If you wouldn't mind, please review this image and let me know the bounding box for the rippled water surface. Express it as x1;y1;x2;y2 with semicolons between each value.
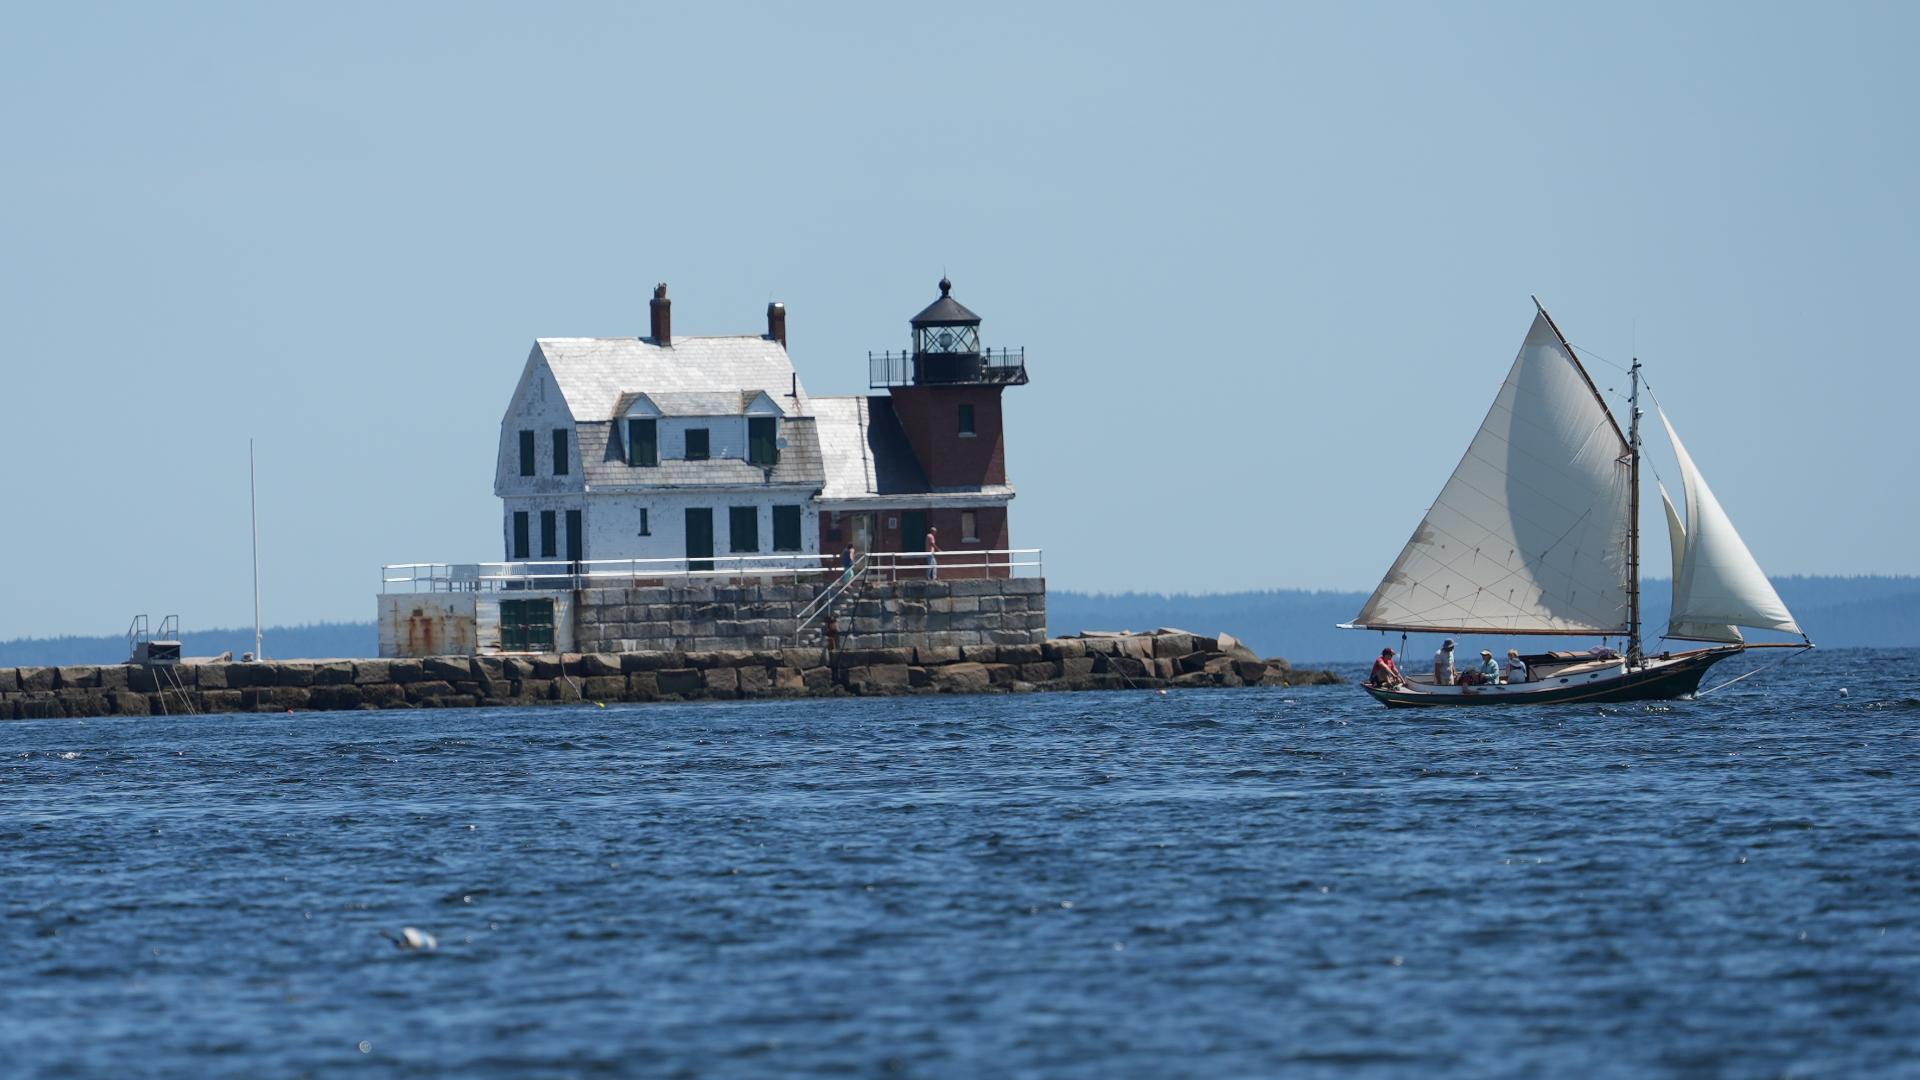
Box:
5;648;1918;1077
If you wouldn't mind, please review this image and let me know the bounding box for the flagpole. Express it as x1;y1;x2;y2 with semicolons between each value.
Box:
251;438;262;661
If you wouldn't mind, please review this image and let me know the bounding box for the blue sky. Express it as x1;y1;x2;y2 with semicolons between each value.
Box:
2;1;1915;639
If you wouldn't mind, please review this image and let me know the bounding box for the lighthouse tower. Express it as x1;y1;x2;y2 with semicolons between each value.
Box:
820;276;1028;572
888;276;1027;486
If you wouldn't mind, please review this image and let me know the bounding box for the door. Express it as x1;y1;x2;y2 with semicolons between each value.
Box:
685;507;714;572
566;509;583;563
499;598;555;653
900;510;928;577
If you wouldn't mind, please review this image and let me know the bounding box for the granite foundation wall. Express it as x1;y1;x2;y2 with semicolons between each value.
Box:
0;631;1340;719
573;577;1047;653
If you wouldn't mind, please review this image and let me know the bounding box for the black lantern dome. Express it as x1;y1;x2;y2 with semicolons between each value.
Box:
909;277;984;383
867;276;1027;389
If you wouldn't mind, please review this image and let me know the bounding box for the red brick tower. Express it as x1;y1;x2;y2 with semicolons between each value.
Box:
866;277;1029;568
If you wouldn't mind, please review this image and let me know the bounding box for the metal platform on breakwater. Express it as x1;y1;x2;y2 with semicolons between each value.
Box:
0;631;1340;719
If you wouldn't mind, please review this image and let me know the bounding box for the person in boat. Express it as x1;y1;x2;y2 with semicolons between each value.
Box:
1368;647;1407;689
1459;648;1500;686
1433;639;1456;685
1504;648;1529;684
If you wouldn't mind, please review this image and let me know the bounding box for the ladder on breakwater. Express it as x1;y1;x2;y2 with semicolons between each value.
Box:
793;554;869;646
128;614;197;715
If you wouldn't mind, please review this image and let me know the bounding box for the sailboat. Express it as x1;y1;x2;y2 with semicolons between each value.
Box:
1343;300;1811;707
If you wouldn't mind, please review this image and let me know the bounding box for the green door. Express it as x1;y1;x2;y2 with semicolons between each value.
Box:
901;511;927;552
499;598;555;653
685;508;714;572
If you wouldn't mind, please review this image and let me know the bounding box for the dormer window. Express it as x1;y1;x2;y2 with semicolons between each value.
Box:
627;418;657;466
686;428;710;460
748;417;778;465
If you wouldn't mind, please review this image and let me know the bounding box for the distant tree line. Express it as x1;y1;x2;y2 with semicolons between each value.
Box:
2;577;1914;668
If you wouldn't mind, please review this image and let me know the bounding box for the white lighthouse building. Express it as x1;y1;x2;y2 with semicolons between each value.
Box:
493;285;824;569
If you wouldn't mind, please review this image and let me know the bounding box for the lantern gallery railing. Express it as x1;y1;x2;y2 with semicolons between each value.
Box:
380;549;1044;593
867;347;1028;389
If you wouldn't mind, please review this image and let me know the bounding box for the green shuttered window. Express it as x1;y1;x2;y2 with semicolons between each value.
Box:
729;506;759;553
518;430;535;476
748;417;777;465
772;505;801;551
627;418;658;466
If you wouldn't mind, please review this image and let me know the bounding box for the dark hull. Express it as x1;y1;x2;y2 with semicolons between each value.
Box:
1362;648;1740;708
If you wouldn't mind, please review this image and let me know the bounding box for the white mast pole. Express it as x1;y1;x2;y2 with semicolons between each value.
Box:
251;437;262;661
1627;357;1643;664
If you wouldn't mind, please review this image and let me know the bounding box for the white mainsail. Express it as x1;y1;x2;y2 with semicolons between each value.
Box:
1658;481;1743;643
1659;409;1802;639
1350;311;1633;634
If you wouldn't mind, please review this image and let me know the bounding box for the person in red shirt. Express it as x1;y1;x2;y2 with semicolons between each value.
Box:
1368;647;1407;688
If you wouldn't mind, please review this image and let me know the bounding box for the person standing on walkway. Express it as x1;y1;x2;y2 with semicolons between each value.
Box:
925;525;939;580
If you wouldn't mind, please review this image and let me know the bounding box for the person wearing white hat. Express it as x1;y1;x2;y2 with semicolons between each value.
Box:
1504;648;1529;684
1476;649;1500;684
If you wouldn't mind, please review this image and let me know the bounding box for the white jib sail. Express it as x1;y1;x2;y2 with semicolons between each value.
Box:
1659;481;1742;643
1350;311;1632;634
1659;409;1802;637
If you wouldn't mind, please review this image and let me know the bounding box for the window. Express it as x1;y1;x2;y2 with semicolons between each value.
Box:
518;430;535;476
627;418;657;467
729;506;759;552
958;404;976;436
773;505;801;551
686;428;710;460
962;510;979;542
566;510;583;561
540;510;557;558
552;429;569;475
748;417;778;465
638;507;651;536
512;511;530;559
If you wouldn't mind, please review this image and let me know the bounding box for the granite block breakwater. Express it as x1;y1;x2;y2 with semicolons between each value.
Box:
0;631;1338;719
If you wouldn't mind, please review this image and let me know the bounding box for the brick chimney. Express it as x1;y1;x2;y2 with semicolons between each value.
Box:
650;283;671;346
766;301;787;349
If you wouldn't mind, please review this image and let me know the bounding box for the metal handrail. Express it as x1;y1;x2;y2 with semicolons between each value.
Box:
793;554;870;642
381;548;1044;594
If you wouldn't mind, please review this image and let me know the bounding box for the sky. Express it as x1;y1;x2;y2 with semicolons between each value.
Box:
3;1;1916;640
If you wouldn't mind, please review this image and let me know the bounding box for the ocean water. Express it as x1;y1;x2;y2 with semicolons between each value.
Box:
4;648;1917;1078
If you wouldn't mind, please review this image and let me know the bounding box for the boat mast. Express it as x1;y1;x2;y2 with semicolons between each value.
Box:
1627;357;1643;663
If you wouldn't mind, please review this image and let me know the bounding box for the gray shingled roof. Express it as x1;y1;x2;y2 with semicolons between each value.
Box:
813;395;930;499
540;336;806;421
580;418;824;490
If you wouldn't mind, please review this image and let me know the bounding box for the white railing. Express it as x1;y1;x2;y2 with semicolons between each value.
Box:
381;549;1043;594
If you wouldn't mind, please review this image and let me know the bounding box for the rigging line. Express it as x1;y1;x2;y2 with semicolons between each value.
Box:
1570;343;1632;377
1693;646;1813;697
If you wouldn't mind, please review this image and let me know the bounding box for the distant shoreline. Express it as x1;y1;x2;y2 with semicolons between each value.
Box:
4;577;1915;668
